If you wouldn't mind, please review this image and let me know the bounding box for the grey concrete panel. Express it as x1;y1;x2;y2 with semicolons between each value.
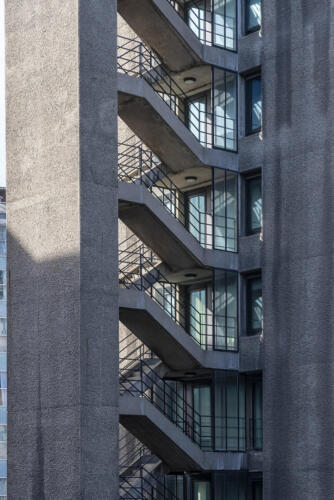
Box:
239;31;263;74
239;234;262;272
118;0;238;73
239;335;263;373
118;73;238;172
239;133;264;173
119;181;239;272
6;0;119;497
263;1;334;498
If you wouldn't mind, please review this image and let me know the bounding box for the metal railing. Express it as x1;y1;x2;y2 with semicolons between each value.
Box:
117;35;237;151
119;250;238;352
118;141;237;252
120;467;181;500
120;359;262;452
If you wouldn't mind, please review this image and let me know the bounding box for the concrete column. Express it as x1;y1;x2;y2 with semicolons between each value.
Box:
6;1;119;498
263;1;334;498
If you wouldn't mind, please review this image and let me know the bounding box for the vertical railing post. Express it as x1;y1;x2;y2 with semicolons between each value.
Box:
139;42;143;76
139;145;143;183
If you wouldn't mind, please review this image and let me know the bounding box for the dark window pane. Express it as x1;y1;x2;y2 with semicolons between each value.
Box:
246;0;261;33
246;176;262;234
247;277;262;335
252;481;263;500
246;76;262;134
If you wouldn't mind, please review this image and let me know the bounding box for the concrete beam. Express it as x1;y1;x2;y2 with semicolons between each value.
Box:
6;1;119;498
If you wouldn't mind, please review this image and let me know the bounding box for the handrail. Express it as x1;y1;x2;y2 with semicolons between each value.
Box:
118;141;238;252
119;251;238;352
120;467;180;500
117;35;237;151
120;357;203;446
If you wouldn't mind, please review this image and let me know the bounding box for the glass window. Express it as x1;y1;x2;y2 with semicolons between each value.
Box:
214;270;238;351
215;372;245;451
245;0;261;33
0;320;6;337
213;68;237;150
213;0;237;51
0;408;6;425
252;380;263;450
189;287;207;347
193;385;212;449
194;480;211;500
246;175;262;234
165;475;184;500
187;95;208;147
0;479;6;497
214;472;247;499
0;461;6;478
245;75;262;134
186;1;207;44
187;193;206;246
247;276;262;335
252;481;263;500
213;169;238;252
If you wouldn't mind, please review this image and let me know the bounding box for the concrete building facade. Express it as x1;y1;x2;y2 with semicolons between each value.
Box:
5;1;334;499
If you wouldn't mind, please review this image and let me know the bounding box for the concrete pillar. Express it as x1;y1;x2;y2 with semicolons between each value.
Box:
6;1;119;498
263;1;334;498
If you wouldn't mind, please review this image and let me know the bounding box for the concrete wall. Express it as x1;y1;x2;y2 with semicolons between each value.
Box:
263;1;334;498
6;1;119;498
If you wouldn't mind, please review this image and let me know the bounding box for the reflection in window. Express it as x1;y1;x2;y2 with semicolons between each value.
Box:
187;1;207;44
214;169;238;252
189;287;207;347
246;75;262;134
246;175;262;234
187;95;208;147
213;0;237;51
213;68;237;150
194;480;211;500
247;276;262;335
214;270;238;351
246;0;262;33
187;193;206;246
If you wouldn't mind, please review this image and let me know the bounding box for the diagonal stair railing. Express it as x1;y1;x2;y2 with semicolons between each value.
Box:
119;244;238;352
117;35;237;151
118;140;237;252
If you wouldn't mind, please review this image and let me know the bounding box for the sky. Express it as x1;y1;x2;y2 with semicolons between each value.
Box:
0;2;5;187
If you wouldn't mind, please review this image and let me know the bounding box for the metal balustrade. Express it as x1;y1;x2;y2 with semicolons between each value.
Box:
117;35;237;151
118;141;237;252
119;249;238;351
167;0;237;51
120;358;262;452
120;468;181;500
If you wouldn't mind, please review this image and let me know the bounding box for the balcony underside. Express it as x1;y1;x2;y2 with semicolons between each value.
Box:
118;0;237;73
119;182;239;272
120;394;247;472
119;288;239;371
118;73;238;172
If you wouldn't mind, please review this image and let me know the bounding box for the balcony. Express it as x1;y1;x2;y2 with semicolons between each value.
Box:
119;242;238;362
118;0;237;72
117;36;238;170
118;140;238;270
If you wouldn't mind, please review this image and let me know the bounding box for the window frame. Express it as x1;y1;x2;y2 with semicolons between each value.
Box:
245;172;262;236
245;72;262;136
246;273;262;336
245;0;262;35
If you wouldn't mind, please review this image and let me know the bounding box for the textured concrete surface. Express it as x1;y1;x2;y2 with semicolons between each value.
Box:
6;1;119;498
263;1;334;498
